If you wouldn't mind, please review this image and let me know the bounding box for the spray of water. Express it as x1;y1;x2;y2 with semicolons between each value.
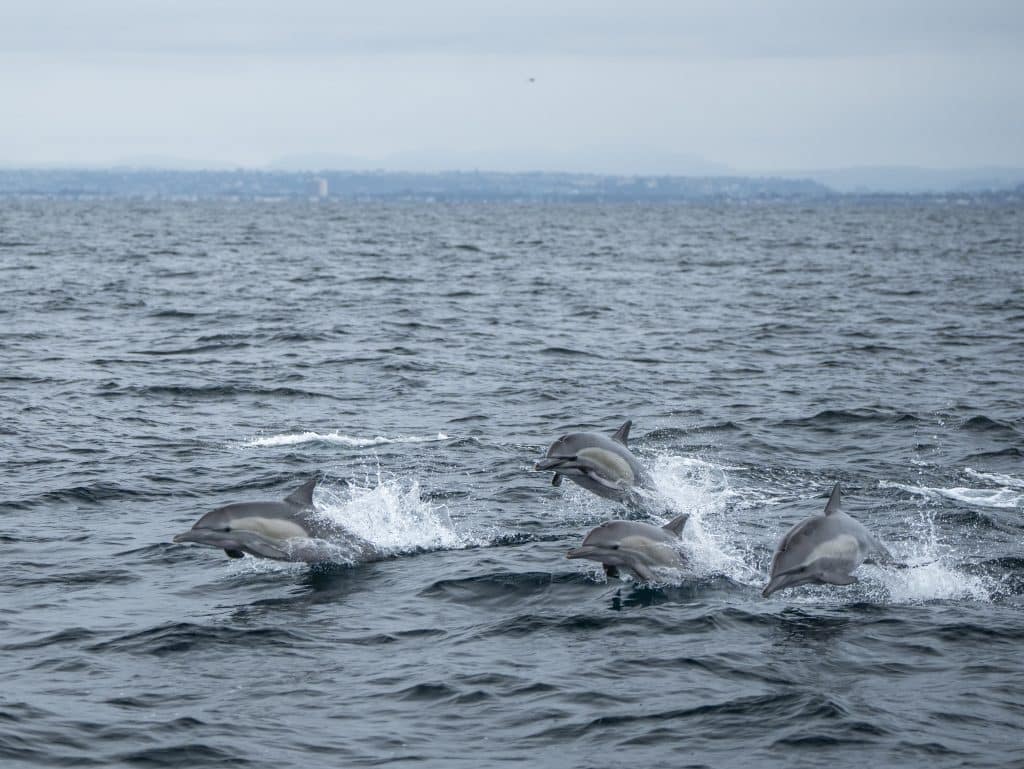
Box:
313;470;482;556
645;454;762;584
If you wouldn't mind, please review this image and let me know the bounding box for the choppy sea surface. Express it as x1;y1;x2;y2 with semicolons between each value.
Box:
1;201;1022;768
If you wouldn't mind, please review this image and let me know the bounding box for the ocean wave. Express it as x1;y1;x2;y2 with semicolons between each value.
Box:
776;408;921;428
880;480;1023;510
240;431;450;448
964;467;1024;489
100;383;341;400
87;622;312;656
421;572;596;606
958;415;1021;435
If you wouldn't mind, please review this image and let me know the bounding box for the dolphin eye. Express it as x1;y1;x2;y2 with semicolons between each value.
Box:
610;545;620;550
222;526;231;532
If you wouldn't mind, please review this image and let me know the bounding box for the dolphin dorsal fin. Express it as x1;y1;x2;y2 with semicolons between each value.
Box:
611;420;632;445
824;483;842;516
284;477;318;507
662;514;689;536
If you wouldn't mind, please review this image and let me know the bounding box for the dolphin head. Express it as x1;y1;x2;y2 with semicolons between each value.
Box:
761;565;818;598
173;479;321;560
535;421;646;498
173;503;304;559
567;515;688;581
566;521;644;569
534;433;595;475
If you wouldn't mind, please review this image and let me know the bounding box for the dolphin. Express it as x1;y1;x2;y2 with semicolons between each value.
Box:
566;514;689;582
762;483;893;598
173;478;376;564
535;420;652;501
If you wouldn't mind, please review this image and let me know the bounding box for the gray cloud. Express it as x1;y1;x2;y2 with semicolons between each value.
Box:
2;1;1022;171
6;0;1022;57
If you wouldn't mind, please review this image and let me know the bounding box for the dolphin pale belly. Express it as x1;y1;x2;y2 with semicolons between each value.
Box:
173;478;377;564
535;420;651;501
567;514;689;582
762;483;893;598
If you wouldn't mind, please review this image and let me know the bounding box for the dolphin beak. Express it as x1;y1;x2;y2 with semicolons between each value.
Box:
566;546;595;560
173;527;226;547
762;575;786;598
534;457;567;472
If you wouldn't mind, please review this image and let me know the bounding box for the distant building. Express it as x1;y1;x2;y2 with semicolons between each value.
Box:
311;177;328;198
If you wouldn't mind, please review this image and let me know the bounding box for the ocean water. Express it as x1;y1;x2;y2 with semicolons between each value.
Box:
1;200;1022;768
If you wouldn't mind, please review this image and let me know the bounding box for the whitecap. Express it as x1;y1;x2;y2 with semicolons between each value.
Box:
964;467;1024;489
880;480;1023;509
239;431;450;449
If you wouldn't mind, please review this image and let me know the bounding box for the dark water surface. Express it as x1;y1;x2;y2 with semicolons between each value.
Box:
2;201;1022;767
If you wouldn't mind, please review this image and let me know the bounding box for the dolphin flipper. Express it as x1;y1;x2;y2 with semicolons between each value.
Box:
552;473;562;487
224;549;245;559
235;536;291;560
819;571;858;586
870;536;895;563
631;562;657;582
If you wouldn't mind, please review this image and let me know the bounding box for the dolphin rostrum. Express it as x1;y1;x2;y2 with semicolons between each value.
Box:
173;478;376;564
535;420;652;501
566;514;689;582
762;483;893;598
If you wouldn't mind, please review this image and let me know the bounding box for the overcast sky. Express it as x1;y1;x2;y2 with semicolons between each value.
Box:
2;0;1022;173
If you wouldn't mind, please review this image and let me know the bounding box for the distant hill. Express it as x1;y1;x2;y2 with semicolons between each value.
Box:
0;168;830;202
1;168;1021;203
775;166;1024;194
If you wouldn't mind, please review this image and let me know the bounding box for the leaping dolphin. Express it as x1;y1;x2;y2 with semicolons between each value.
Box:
173;478;376;564
762;483;892;598
535;420;652;502
567;514;689;582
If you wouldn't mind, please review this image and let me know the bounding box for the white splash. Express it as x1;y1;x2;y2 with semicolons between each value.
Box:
313;472;482;555
646;454;762;585
964;467;1024;489
864;498;994;602
880;480;1023;510
240;431;450;449
864;561;993;603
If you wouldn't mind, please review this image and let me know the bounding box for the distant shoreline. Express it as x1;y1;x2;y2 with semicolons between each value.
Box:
1;168;1021;203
